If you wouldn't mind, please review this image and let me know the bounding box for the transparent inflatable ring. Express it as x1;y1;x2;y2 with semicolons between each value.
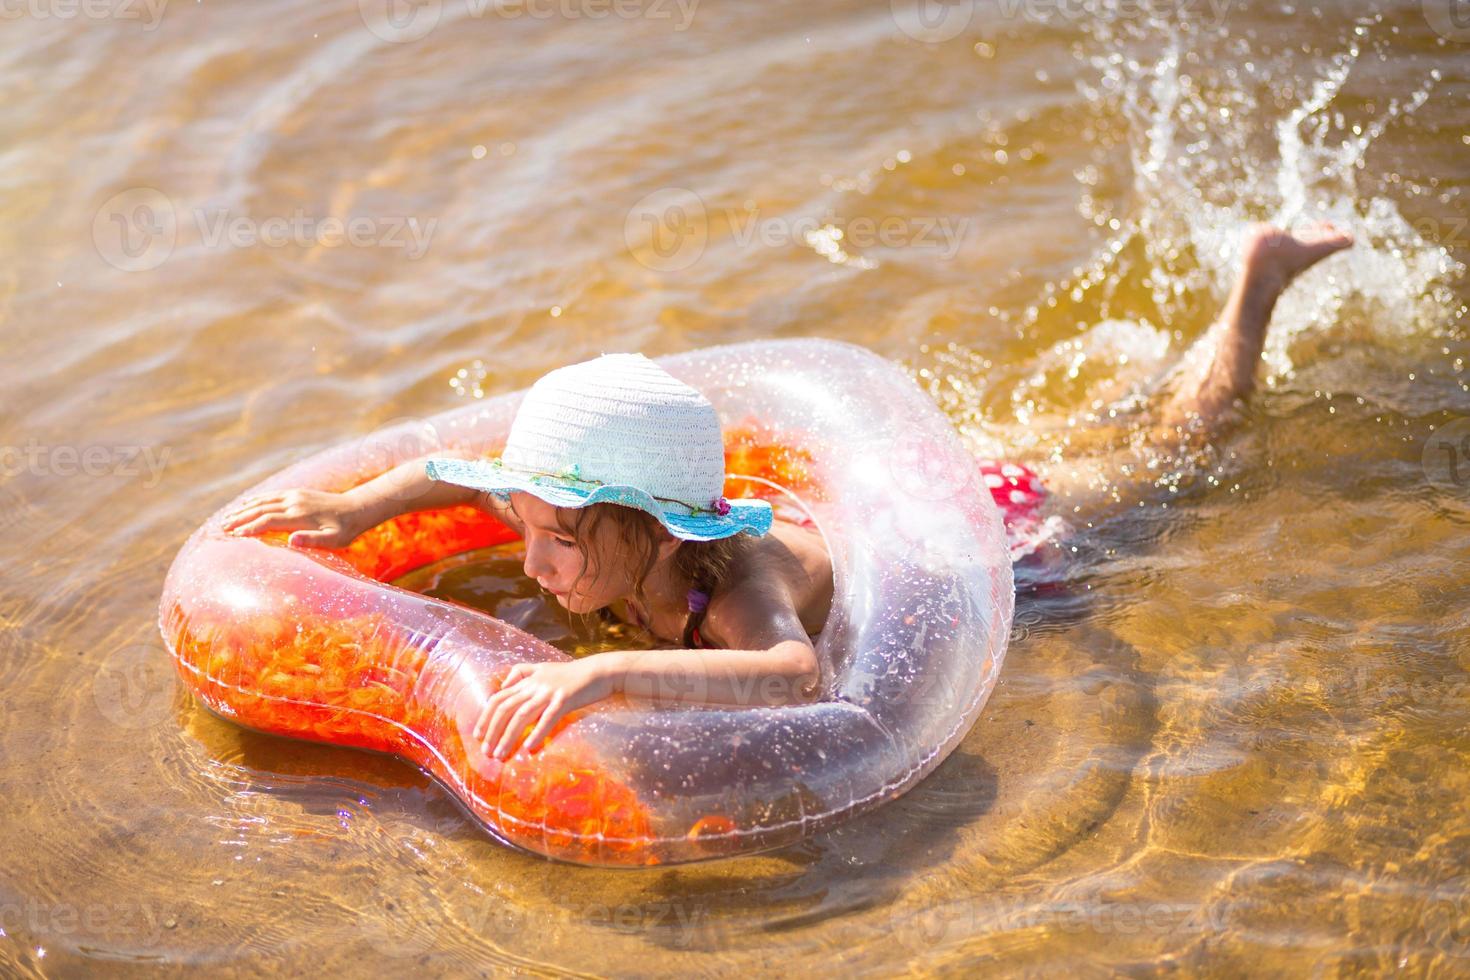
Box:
158;337;1015;866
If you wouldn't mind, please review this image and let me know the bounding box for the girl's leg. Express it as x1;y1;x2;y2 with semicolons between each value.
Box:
1037;222;1354;516
1152;222;1354;438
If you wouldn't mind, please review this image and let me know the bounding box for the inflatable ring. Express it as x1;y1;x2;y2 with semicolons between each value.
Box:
158;338;1014;866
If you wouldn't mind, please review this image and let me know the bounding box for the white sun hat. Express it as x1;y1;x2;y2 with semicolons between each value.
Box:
422;352;773;541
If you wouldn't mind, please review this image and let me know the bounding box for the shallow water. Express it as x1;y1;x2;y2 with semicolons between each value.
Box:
3;0;1468;974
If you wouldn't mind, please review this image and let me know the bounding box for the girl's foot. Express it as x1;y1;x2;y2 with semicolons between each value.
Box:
1243;221;1356;294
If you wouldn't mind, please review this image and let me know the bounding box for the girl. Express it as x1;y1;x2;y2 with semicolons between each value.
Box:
220;221;1352;762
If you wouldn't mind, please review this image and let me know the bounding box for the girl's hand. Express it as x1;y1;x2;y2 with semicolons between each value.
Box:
474;660;615;761
220;489;369;549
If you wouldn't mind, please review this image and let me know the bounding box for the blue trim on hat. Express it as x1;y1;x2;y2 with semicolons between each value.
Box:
423;457;773;542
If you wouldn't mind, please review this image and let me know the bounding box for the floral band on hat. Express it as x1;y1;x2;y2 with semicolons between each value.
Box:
487;457;736;518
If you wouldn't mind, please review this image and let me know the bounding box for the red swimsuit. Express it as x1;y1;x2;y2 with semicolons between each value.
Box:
975;457;1056;561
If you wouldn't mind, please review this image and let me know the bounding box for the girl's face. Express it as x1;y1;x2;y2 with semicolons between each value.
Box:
511;493;676;614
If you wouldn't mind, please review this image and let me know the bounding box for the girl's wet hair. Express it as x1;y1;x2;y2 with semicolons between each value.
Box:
554;502;751;638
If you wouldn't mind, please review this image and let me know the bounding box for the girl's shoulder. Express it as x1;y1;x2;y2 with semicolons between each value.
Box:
680;499;832;649
696;568;811;652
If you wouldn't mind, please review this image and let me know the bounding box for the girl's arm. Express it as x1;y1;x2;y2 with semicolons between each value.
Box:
223;450;521;547
343;451;520;531
474;585;822;760
600;597;821;707
600;642;820;709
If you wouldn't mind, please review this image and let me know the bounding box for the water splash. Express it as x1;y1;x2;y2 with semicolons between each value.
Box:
942;7;1466;435
1009;318;1176;422
920;5;1468;528
1078;12;1462;385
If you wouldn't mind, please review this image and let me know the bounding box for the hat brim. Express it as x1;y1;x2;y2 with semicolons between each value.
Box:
423;457;772;542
